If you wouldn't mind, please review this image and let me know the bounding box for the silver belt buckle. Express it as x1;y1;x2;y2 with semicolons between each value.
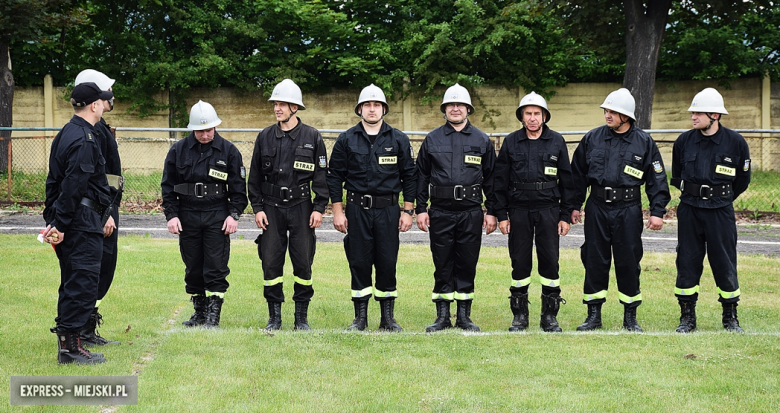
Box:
603;186;613;202
453;185;465;201
362;195;373;209
194;183;205;198
280;186;290;202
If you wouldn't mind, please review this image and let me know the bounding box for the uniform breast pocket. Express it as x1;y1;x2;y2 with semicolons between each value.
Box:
622;152;645;183
429;145;453;170
586;149;606;179
715;153;737;179
509;151;528;181
294;147;316;175
463;145;485;169
261;147;277;174
176;159;194;181
683;152;697;179
543;153;558;177
348;147;369;176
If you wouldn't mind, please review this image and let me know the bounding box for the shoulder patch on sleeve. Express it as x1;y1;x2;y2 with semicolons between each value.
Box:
744;159;751;171
653;160;663;174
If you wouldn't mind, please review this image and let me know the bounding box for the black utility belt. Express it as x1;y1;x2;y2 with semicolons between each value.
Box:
346;192;398;209
429;184;482;200
592;185;641;202
80;197;106;216
672;179;732;199
261;182;310;202
513;181;557;191
174;183;227;198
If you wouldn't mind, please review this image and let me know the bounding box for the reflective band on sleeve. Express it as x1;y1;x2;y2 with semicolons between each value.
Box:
618;292;642;304
511;278;532;288
264;277;283;287
206;291;225;298
454;292;475;300
583;290;608;301
294;276;313;286
675;285;700;296
432;292;455;301
539;276;560;288
352;287;373;298
718;287;741;299
373;288;398;298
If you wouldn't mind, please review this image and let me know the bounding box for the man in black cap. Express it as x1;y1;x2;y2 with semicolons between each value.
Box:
43;82;114;364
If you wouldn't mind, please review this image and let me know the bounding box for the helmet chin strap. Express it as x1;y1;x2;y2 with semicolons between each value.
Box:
360;107;386;125
279;104;298;124
609;113;629;131
703;113;718;131
444;113;467;125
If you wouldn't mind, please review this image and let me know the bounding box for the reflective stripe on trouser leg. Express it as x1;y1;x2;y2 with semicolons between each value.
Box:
618;291;642;305
373;287;398;300
583;290;607;302
454;292;474;301
432;292;455;301
352;286;373;300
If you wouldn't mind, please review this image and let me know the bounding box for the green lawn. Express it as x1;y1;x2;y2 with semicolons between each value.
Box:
1;235;778;412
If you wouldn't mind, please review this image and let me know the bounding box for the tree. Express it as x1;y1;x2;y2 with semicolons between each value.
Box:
0;0;85;172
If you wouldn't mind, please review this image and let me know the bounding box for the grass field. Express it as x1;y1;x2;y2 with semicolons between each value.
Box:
1;234;779;412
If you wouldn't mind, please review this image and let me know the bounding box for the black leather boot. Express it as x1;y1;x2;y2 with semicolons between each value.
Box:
623;305;643;332
675;301;697;333
722;303;744;332
540;293;566;333
204;295;224;328
426;301;453;332
294;301;311;331
265;302;282;330
378;299;403;332
183;295;208;327
80;308;120;346
347;300;369;331
55;329;106;364
508;293;529;332
576;303;602;331
455;300;480;331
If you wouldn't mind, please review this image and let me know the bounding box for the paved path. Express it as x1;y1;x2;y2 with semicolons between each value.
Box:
2;212;778;256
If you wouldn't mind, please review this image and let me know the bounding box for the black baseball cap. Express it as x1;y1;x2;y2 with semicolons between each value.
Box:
71;82;114;107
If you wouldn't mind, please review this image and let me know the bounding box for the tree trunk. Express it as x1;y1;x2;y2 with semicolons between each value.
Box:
0;43;13;175
622;0;671;129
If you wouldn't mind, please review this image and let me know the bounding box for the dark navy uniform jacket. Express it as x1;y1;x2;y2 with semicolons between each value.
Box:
161;131;248;220
671;125;751;209
415;121;496;215
493;125;574;222
247;118;329;214
571;124;670;218
94;118;122;204
44;115;111;234
327;121;417;203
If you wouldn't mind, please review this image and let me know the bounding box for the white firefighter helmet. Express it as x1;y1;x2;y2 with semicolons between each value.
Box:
516;91;551;123
354;84;388;116
187;100;222;130
268;79;305;110
688;88;728;115
600;88;636;121
75;69;115;91
440;83;474;114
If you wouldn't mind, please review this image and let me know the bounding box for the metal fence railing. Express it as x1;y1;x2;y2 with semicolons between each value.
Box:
2;127;779;215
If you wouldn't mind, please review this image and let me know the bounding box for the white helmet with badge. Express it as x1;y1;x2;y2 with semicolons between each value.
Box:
187;100;222;130
440;83;474;114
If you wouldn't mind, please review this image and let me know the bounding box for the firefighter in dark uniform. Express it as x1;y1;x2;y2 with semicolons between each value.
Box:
416;83;497;332
74;69;122;347
671;88;751;333
43;82;114;364
494;92;574;333
248;79;329;331
570;88;671;332
327;84;417;332
161;100;248;328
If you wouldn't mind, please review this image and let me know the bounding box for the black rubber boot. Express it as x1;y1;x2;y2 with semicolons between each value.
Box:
80;308;120;346
204;295;224;328
576;303;602;331
294;301;311;331
622;305;643;332
55;329;106;364
426;301;453;332
508;293;529;332
455;300;480;331
378;299;403;332
722;302;744;332
675;301;697;333
347;300;369;331
540;293;566;333
265;302;282;331
183;295;208;327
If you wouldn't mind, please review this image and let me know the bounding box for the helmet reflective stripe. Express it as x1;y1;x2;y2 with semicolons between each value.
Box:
516;91;551;122
187;100;222;130
618;292;642;304
355;84;389;116
440;83;474;114
600;88;636;121
269;79;305;110
688;87;728;115
75;69;115;91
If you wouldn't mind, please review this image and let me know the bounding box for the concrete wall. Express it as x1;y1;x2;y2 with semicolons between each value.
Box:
10;77;780;173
